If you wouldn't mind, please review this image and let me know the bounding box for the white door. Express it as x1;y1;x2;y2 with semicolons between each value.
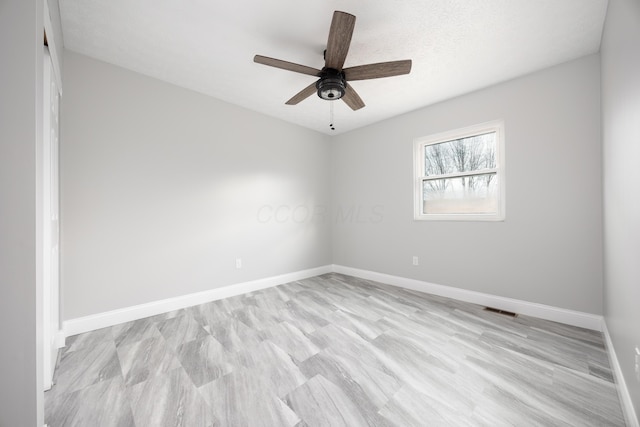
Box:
43;46;60;391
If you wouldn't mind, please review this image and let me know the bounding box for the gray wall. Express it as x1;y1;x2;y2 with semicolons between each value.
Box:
62;52;604;321
0;0;44;425
331;54;603;314
61;51;331;320
601;0;640;419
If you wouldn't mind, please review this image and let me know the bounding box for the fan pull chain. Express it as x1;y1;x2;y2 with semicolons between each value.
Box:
329;101;335;131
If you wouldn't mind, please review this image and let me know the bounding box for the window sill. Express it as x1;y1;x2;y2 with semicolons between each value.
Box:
414;213;505;222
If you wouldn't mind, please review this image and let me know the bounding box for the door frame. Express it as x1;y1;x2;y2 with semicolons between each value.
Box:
42;45;61;391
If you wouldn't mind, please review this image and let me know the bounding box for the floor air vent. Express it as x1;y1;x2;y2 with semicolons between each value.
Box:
484;307;518;317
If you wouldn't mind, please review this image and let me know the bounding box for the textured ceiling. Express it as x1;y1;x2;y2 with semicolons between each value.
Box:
59;0;608;135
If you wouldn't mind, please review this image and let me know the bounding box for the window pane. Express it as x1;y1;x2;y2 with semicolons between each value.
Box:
422;173;498;214
424;132;496;176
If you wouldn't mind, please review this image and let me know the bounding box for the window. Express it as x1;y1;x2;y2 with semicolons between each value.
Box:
414;120;505;221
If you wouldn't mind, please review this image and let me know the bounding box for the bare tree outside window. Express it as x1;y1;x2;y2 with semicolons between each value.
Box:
414;121;504;220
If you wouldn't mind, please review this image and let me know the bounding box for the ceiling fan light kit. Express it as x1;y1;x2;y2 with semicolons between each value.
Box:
254;11;412;111
316;69;346;100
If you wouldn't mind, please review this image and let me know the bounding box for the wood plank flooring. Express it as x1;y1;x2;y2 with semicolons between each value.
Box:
45;273;626;426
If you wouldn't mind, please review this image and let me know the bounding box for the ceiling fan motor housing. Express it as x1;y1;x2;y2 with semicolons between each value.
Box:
316;68;346;100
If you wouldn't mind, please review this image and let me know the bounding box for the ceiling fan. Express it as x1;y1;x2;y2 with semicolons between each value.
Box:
254;11;412;111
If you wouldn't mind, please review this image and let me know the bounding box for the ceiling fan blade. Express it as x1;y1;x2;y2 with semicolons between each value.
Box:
285;81;318;105
325;11;356;70
254;55;321;77
342;84;365;111
343;60;412;81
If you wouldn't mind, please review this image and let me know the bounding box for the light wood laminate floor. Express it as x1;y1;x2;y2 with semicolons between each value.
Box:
45;273;626;426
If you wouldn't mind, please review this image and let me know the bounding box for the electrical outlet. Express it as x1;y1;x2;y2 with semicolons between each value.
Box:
635;346;640;382
412;256;419;266
235;258;242;269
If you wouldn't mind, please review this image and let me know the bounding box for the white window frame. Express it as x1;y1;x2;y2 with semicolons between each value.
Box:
413;120;505;221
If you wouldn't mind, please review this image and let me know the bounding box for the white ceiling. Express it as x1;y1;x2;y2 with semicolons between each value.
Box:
59;0;608;135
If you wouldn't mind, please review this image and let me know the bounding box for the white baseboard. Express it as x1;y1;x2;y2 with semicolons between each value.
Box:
332;264;603;331
55;330;65;349
62;263;603;338
602;321;639;427
62;265;332;338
